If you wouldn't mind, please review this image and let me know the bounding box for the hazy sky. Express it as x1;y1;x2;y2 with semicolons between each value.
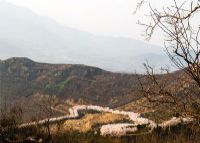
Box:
4;0;199;46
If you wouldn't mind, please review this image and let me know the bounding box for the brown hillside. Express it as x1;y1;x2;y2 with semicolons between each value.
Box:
0;57;142;108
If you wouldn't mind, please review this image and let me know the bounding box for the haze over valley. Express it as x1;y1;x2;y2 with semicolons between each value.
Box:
0;0;171;73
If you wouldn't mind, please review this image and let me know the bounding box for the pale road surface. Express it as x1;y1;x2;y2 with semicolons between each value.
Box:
19;105;194;136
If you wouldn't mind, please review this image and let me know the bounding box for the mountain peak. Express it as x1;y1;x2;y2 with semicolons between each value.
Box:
3;57;34;64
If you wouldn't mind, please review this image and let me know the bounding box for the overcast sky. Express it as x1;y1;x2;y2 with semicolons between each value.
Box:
4;0;199;46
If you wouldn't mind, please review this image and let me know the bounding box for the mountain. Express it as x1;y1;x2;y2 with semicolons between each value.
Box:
0;1;170;73
0;57;188;122
0;57;143;108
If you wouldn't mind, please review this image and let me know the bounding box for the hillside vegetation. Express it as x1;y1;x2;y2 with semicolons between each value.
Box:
0;57;143;107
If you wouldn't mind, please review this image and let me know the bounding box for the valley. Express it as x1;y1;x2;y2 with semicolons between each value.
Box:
0;57;199;143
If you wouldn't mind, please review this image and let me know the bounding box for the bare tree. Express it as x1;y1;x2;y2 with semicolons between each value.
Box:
0;100;30;143
37;95;61;143
136;0;200;119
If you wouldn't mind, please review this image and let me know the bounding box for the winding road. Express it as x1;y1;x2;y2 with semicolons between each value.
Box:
19;105;194;136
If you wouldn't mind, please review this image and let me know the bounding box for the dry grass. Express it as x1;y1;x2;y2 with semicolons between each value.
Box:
118;97;154;113
61;113;129;133
118;97;178;123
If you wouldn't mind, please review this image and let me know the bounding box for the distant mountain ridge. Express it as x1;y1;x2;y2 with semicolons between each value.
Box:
0;0;171;73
